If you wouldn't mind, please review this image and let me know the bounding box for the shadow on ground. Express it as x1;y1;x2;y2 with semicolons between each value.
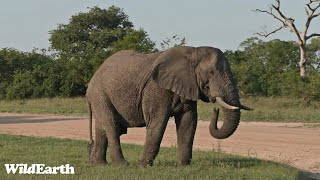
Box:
197;156;320;179
0;115;83;124
195;157;264;168
298;172;320;180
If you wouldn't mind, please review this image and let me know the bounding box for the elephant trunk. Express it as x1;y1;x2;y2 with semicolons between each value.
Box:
209;78;241;139
209;107;240;139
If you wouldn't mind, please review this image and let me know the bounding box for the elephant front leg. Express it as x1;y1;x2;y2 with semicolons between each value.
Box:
138;116;169;166
174;109;197;166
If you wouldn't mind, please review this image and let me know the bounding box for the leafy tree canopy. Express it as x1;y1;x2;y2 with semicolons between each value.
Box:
49;6;156;96
112;29;156;53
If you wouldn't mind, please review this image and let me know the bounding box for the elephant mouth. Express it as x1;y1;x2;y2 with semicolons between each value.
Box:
209;97;216;103
211;96;253;111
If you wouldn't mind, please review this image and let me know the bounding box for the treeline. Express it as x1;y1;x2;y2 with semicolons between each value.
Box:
226;37;320;99
0;6;319;100
1;6;157;100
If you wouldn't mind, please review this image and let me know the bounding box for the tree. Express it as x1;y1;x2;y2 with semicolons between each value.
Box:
160;35;186;50
0;48;52;99
6;60;64;99
112;29;156;53
307;37;320;70
50;6;134;57
49;6;156;96
254;0;320;77
225;37;320;99
228;37;300;96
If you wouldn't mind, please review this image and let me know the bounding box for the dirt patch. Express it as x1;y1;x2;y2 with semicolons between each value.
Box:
0;113;319;173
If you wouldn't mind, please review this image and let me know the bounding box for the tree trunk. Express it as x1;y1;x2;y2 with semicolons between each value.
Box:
299;45;307;77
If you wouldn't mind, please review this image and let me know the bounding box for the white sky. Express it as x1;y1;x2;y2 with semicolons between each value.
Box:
0;0;318;51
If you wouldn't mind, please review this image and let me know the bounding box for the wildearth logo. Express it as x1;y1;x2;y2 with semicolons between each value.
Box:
4;164;74;174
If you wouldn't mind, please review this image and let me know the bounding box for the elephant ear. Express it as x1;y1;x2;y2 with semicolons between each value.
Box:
151;47;199;101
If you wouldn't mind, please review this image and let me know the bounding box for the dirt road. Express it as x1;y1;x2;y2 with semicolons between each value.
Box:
0;113;319;173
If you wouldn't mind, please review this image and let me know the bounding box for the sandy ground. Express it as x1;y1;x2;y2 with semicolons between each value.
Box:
0;113;319;174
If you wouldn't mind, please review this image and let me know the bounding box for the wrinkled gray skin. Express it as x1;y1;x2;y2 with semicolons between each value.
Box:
86;46;249;166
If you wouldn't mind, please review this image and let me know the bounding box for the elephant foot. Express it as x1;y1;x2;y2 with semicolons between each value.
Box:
178;161;191;166
111;159;129;166
178;158;192;166
137;159;153;167
89;150;107;165
89;158;107;165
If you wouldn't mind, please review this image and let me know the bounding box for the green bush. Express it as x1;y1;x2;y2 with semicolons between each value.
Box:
6;63;62;99
0;48;52;99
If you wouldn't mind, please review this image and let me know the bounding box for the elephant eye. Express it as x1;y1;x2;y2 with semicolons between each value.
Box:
209;69;214;75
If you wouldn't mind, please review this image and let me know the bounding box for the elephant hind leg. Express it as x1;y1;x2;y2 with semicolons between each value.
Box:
91;97;128;165
89;127;108;164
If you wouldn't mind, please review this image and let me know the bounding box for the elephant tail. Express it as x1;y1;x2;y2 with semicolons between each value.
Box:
88;101;93;145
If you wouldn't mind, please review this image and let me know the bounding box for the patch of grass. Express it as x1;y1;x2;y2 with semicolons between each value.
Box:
0;134;300;179
304;123;320;128
0;98;87;116
0;97;320;123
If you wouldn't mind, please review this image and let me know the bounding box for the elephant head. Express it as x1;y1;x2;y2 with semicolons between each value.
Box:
151;46;252;139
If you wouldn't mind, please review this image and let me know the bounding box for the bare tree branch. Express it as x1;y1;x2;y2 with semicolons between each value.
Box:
313;12;320;18
254;26;285;38
254;0;320;77
303;1;320;42
306;0;320;11
271;5;286;20
289;21;303;44
306;1;320;15
253;9;286;25
272;2;303;42
254;0;302;43
306;33;320;40
307;3;314;11
305;7;310;16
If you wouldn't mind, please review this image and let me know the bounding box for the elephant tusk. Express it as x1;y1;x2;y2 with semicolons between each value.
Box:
215;97;239;110
240;104;254;111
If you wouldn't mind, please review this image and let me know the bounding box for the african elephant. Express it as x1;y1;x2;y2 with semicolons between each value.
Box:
86;46;252;166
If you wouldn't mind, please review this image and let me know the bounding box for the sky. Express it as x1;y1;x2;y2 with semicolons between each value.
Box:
0;0;318;52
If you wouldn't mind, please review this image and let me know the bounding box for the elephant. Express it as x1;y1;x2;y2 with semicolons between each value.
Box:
86;46;252;166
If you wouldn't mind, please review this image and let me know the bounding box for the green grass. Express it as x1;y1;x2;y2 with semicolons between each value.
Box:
0;134;301;180
0;98;87;115
0;97;320;123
